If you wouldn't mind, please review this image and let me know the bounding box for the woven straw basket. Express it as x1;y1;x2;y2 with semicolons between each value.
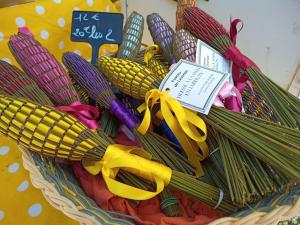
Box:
20;144;300;225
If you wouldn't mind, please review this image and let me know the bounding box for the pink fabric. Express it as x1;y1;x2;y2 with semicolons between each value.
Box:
214;82;242;112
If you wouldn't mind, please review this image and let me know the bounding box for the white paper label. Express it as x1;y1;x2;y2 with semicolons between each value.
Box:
196;39;233;83
159;60;230;115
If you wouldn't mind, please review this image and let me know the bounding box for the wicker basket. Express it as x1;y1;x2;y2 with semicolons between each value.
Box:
20;144;300;225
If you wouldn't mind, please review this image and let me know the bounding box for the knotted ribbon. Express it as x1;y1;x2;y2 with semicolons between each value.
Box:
82;144;172;200
144;44;160;64
57;101;100;130
109;99;139;130
225;19;258;94
138;89;208;177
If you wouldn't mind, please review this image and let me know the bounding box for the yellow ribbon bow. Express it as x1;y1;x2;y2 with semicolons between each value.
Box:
137;89;209;176
82;144;172;200
144;44;160;64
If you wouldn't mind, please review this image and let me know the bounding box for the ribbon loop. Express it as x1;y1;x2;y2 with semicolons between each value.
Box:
83;144;172;200
57;101;100;130
224;19;259;95
229;18;243;45
138;89;209;176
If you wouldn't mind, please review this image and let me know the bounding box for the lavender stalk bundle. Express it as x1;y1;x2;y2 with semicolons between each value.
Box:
63;52;203;216
98;56;300;182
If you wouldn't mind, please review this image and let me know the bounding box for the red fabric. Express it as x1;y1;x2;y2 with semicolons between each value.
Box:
73;161;226;225
72;127;226;225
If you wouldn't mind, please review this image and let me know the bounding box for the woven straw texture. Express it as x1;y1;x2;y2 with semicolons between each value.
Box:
0;60;53;106
173;29;197;62
0;94;107;160
147;58;169;80
117;11;144;60
147;13;176;65
63;52;116;109
9;32;79;106
98;56;160;99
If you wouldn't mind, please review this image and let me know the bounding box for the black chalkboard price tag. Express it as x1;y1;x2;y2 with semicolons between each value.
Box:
71;11;124;66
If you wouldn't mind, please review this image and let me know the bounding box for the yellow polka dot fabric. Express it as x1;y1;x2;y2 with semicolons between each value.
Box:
0;0;121;66
0;136;78;224
0;0;121;224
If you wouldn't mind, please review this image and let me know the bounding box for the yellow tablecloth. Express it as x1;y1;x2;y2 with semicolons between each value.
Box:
0;136;78;224
0;0;120;66
0;0;121;224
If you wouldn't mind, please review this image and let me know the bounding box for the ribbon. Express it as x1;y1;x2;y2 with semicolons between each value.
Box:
137;89;208;176
82;144;172;200
224;19;258;94
109;99;139;130
214;82;243;112
57;101;100;130
18;27;33;36
144;45;160;64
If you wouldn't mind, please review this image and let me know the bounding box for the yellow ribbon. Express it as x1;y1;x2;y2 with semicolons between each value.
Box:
144;44;160;64
137;89;209;176
82;144;172;200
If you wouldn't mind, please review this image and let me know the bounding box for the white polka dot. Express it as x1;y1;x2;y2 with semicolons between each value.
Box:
87;0;94;6
35;5;45;15
28;204;42;217
53;0;61;3
57;18;65;27
106;5;110;12
16;17;26;27
8;162;19;173
73;7;80;11
17;180;29;192
74;50;81;55
0;211;4;220
0;32;4;42
2;58;12;64
40;30;49;39
0;146;9;155
58;40;65;49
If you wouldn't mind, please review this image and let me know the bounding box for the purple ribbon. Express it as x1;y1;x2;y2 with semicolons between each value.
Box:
109;99;139;130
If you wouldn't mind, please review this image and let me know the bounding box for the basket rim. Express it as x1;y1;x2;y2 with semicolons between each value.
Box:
20;146;105;225
20;146;300;225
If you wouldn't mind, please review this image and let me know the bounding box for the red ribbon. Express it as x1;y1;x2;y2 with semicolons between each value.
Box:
57;101;100;130
224;19;259;94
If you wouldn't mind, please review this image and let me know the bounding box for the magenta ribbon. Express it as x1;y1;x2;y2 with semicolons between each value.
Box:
214;82;243;112
57;101;100;130
224;19;259;94
18;27;33;36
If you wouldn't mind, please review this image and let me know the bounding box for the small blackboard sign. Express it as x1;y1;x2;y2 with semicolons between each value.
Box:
71;11;124;65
